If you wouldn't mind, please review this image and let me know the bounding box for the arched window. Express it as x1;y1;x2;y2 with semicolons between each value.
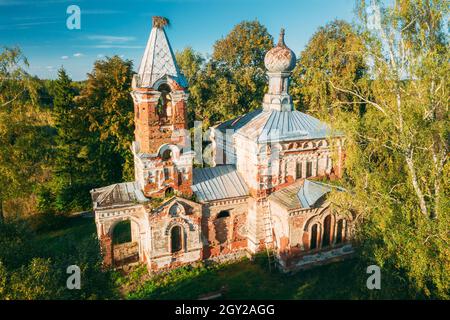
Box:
170;225;182;253
322;215;332;247
296;162;302;179
162;149;172;161
163;167;170;180
157;83;172;119
306;161;313;177
310;224;318;250
336;219;344;244
217;210;230;219
165;187;174;197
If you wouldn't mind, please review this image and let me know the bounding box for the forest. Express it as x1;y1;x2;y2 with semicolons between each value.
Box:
0;0;448;299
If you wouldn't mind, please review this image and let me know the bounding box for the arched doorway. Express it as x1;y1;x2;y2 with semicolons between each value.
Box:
111;220;139;267
322;215;332;247
170;225;183;253
113;220;132;245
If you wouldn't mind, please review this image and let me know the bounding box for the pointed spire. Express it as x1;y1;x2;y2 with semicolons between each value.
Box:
135;17;187;89
277;28;286;47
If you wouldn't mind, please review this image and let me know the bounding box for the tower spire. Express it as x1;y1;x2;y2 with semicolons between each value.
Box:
277;28;286;47
134;16;186;89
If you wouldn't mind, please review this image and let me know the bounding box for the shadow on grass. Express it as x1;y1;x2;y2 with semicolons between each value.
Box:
124;255;375;300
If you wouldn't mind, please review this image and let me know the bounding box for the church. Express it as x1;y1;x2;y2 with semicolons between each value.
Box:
91;17;354;273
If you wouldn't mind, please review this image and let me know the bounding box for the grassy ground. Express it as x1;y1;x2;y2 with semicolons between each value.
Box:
34;215;408;300
118;256;375;300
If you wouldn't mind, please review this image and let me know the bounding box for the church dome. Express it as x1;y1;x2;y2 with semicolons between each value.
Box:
264;28;296;73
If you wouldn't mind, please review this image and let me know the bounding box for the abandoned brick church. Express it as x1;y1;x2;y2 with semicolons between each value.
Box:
91;17;354;273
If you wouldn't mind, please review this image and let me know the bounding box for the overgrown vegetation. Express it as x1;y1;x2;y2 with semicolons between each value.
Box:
0;0;447;299
0;215;117;299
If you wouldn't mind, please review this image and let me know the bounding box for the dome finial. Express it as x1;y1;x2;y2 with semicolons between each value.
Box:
278;28;286;47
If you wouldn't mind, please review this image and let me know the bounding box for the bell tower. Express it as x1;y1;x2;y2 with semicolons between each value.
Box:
131;17;194;198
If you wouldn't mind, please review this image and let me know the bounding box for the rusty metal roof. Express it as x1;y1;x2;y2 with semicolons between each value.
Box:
191;165;249;202
91;182;148;209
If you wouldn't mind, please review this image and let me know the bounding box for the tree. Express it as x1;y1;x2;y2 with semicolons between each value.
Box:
176;47;205;126
328;0;449;298
213;20;273;70
0;47;51;220
290;20;367;119
79;56;135;184
211;20;273;123
179;21;273;128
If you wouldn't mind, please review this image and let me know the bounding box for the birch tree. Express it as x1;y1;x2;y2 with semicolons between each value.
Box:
327;0;449;298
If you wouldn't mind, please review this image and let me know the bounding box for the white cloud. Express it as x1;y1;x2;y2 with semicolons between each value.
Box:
73;53;84;57
87;35;136;44
97;54;104;58
82;10;124;15
61;55;69;60
90;45;143;49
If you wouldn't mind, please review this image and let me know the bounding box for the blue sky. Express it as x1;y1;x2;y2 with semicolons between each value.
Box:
0;0;356;80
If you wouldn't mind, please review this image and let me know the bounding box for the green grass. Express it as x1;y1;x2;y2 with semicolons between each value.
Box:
121;255;379;300
27;216;412;300
35;215;98;250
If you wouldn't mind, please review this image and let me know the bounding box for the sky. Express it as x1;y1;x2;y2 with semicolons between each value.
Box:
0;0;357;81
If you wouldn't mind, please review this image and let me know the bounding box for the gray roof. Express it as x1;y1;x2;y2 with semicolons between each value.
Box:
237;109;339;143
214;108;340;144
137;26;187;88
297;180;333;209
191;165;249;202
91;182;148;209
214;109;263;133
269;179;343;210
268;180;305;210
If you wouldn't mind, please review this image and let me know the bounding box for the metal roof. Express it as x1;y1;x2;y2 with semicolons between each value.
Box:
268;180;305;210
91;182;148;209
191;165;249;202
137;25;187;88
236;109;339;143
269;179;343;210
214;109;263;133
297;180;333;209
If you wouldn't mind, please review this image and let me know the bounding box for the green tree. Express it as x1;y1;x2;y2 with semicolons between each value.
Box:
328;0;449;298
79;56;135;184
0;47;51;220
176;47;205;126
290;20;367;119
179;21;273;128
210;20;273;123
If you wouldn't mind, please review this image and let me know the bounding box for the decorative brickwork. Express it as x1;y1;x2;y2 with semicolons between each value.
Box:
92;21;352;274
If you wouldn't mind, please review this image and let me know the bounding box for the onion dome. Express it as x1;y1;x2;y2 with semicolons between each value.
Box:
264;28;296;73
